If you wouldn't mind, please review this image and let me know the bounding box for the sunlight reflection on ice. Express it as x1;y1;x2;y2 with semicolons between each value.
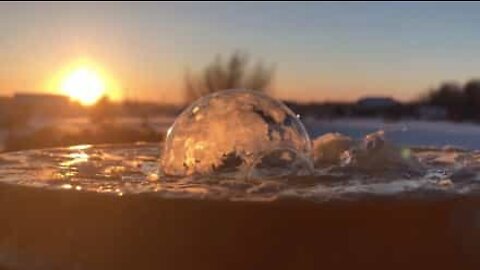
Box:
0;142;477;201
68;144;93;151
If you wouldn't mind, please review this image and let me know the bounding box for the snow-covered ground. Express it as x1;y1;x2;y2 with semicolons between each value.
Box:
304;118;480;150
1;117;479;151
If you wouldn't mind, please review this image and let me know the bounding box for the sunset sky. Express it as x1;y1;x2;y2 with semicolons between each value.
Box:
1;2;480;104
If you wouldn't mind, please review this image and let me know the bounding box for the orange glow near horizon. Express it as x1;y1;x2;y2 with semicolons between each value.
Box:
47;59;121;105
61;67;105;105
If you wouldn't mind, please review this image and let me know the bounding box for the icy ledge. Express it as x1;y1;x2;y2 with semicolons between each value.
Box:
0;131;478;202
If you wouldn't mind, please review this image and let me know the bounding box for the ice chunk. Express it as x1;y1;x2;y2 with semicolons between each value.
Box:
161;89;312;177
341;131;423;175
312;133;353;166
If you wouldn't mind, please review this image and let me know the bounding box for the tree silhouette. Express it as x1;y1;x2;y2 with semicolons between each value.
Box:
464;79;480;118
426;82;466;120
419;80;480;120
184;50;275;104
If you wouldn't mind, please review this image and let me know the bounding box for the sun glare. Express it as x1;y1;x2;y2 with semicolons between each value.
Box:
62;68;105;105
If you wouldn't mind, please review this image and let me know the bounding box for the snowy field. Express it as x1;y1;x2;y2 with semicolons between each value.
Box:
0;117;479;151
303;118;480;150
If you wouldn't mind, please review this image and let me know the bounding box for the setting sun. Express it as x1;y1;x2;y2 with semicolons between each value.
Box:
61;68;105;105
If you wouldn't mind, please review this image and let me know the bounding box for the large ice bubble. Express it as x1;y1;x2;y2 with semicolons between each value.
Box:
161;89;313;177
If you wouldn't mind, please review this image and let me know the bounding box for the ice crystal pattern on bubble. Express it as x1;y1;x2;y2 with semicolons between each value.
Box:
161;89;312;176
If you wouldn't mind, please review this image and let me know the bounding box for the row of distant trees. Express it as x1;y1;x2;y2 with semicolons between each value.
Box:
185;51;480;123
420;80;480;120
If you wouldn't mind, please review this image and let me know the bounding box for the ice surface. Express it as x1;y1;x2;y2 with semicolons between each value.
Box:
340;131;424;175
0;141;479;201
312;133;353;166
161;89;312;177
311;131;423;176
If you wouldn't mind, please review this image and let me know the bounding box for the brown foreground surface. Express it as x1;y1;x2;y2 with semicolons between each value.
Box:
0;182;479;270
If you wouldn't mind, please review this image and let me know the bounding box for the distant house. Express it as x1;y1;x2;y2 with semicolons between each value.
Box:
356;97;399;110
355;97;402;119
14;93;69;106
13;93;71;118
0;96;12;125
0;96;11;108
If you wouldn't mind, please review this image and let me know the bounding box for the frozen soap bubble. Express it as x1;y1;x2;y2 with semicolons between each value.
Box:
161;89;313;178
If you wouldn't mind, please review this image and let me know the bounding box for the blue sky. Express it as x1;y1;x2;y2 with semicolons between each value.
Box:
1;2;480;103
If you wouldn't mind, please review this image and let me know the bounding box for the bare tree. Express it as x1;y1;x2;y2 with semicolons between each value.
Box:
184;51;275;104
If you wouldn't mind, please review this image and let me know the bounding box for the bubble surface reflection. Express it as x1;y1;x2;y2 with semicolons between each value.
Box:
161;89;313;177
